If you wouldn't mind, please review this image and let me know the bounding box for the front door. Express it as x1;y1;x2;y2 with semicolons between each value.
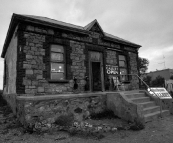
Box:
92;62;102;91
89;51;104;91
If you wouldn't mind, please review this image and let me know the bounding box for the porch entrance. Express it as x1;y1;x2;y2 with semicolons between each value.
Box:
89;51;104;91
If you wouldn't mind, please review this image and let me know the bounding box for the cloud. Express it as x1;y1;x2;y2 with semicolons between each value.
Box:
0;0;173;88
140;45;173;71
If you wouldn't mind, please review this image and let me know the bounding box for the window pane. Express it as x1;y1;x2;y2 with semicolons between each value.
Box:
51;73;64;80
120;69;127;75
51;63;64;72
119;61;126;67
51;45;64;53
51;53;63;61
120;68;128;81
119;55;126;61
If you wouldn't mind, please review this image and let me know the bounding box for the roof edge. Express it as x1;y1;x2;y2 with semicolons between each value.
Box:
103;36;141;48
15;14;90;35
1;13;142;58
1;13;17;58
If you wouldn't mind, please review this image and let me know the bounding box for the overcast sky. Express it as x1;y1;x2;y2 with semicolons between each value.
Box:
0;0;173;89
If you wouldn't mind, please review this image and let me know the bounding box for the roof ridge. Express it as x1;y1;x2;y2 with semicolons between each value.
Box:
104;32;138;45
84;19;97;30
20;14;84;29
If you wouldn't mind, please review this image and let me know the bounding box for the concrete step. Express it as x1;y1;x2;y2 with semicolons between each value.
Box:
138;101;156;108
125;93;146;99
131;97;151;103
144;110;170;122
143;106;160;115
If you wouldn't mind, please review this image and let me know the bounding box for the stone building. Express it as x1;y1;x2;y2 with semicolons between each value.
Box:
1;13;141;97
6;14;173;130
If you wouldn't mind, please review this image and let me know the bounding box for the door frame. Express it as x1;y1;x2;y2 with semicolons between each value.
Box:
89;51;105;92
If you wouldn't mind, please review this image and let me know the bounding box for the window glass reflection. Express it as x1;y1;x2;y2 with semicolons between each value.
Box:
51;63;64;72
51;53;63;61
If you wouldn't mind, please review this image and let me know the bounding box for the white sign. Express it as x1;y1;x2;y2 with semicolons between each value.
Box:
106;65;118;75
148;87;172;99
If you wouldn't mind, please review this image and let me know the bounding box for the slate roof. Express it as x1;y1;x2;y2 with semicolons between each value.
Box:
23;14;84;30
23;15;139;46
1;13;141;58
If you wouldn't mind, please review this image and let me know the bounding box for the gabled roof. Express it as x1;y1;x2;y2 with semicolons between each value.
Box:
84;19;105;36
1;13;141;58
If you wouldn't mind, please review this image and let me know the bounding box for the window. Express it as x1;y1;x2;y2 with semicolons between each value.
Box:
118;55;128;81
119;55;126;67
120;68;127;81
50;45;65;80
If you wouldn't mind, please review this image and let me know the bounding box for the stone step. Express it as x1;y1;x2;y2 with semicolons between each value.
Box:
138;101;156;108
130;97;151;103
144;110;170;122
143;106;160;115
125;93;146;99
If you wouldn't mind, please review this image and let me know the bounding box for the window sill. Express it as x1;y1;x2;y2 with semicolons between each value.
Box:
48;79;69;83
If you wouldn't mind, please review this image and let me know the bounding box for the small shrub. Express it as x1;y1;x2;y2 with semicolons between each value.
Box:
90;110;119;120
55;114;74;127
129;117;145;131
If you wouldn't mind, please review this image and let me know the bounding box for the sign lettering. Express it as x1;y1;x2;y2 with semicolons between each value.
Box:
106;65;118;75
148;87;172;99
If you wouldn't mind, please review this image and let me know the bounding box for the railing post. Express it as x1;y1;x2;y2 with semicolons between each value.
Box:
159;97;162;117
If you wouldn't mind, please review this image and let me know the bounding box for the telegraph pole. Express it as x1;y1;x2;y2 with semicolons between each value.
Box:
158;55;166;69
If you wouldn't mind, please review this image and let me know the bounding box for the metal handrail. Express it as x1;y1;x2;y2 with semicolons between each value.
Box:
121;73;162;117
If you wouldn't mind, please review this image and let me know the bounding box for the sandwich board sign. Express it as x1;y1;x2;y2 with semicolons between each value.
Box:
147;88;172;99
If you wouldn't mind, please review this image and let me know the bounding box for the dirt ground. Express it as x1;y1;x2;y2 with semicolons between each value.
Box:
1;105;173;143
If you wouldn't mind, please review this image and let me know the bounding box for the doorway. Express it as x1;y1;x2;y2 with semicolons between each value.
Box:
92;62;102;91
89;51;104;91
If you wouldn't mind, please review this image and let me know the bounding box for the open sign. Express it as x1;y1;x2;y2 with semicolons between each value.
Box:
106;65;118;75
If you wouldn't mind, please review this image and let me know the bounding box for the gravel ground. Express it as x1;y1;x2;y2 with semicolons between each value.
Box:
1;105;173;143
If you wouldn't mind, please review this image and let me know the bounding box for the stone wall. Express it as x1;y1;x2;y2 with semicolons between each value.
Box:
16;94;107;130
106;50;117;65
128;52;139;89
105;50;118;90
18;26;76;96
15;23;140;95
70;40;86;91
22;32;46;95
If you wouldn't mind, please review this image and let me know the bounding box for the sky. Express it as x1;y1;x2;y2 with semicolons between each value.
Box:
0;0;173;89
